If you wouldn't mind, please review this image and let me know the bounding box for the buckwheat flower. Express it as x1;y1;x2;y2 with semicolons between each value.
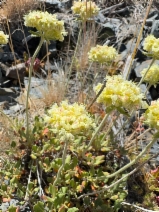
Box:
0;31;9;44
94;75;144;111
144;100;159;130
141;64;159;86
71;1;100;20
143;35;159;58
44;101;95;136
88;45;118;64
24;11;67;41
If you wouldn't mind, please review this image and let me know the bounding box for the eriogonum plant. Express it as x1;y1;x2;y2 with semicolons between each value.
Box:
71;0;100;21
24;11;67;41
88;44;118;64
0;31;9;44
94;75;144;111
141;64;159;86
44;101;96;136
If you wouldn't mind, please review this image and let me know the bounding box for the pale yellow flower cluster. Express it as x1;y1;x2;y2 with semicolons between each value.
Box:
144;100;159;130
141;64;159;86
143;35;159;58
0;31;9;44
71;1;100;20
88;45;118;64
24;11;67;41
44;101;95;135
94;75;144;111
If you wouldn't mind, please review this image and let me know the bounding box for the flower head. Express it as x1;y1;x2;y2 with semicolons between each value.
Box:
44;101;95;135
143;35;159;58
144;100;159;130
141;64;159;86
94;75;144;111
0;31;9;44
71;1;100;21
88;45;118;64
24;11;67;41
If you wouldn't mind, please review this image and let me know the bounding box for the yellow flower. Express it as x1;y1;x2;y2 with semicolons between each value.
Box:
88;45;118;64
0;31;9;44
94;75;144;111
141;64;159;86
71;1;100;20
44;101;95;135
144;100;159;130
24;11;67;41
143;35;159;58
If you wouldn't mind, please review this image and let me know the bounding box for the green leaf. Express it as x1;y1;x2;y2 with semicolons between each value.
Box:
8;206;17;212
11;141;16;148
67;207;79;212
30;154;37;160
93;155;105;166
48;184;56;197
33;201;45;212
116;107;129;117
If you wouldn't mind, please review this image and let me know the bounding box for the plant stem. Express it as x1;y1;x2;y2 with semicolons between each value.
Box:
144;83;151;95
106;136;157;179
26;37;44;143
83;113;109;155
138;58;155;86
52;139;68;197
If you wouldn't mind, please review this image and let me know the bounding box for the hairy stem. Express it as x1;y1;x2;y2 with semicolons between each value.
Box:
26;37;44;143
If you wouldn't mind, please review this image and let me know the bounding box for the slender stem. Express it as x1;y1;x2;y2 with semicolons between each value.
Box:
144;83;151;95
138;58;155;86
26;37;44;142
83;113;109;155
106;136;157;179
52;139;68;197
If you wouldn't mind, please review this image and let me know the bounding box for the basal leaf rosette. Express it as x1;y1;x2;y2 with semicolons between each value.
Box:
24;11;67;41
143;35;159;59
141;64;159;86
94;75;144;111
71;1;100;21
144;100;159;130
88;45;118;64
44;101;96;136
0;31;9;44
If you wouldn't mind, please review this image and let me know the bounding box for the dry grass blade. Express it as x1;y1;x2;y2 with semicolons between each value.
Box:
0;0;39;21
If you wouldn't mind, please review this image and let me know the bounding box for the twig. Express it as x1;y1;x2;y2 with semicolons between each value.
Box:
122;202;159;212
87;79;107;110
24;168;32;201
78;150;159;199
36;161;44;198
100;2;124;14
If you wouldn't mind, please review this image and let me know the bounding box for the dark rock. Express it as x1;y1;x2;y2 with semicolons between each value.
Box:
39;0;62;13
61;0;72;10
0;52;19;63
40;40;57;60
0;62;26;81
0;88;18;103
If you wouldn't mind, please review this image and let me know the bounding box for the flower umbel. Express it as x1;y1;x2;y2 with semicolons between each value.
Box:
141;64;159;86
143;35;159;58
24;11;67;41
94;75;144;111
0;31;9;44
71;1;100;21
144;100;159;130
88;45;118;64
44;101;95;135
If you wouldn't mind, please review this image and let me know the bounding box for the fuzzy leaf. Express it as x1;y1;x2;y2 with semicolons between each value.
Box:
67;207;79;212
33;201;45;212
93;155;105;166
8;206;17;212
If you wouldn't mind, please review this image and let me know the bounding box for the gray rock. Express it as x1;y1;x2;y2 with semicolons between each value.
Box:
134;60;159;80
